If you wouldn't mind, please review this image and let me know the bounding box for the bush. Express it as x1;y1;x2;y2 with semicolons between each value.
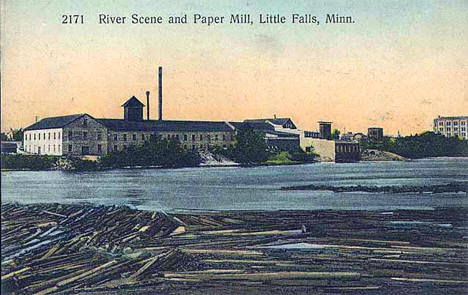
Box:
99;136;201;168
1;154;58;170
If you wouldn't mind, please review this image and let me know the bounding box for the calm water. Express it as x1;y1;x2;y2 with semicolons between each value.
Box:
2;158;467;212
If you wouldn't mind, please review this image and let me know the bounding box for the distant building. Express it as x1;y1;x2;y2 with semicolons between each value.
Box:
368;127;384;142
318;121;332;140
433;116;468;140
239;118;301;151
1;141;21;154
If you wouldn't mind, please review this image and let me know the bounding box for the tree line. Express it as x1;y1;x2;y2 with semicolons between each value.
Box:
362;131;468;158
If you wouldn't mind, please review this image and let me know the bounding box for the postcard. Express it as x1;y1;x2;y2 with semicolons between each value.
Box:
1;1;467;294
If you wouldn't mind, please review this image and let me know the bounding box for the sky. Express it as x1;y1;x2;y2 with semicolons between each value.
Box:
1;0;467;135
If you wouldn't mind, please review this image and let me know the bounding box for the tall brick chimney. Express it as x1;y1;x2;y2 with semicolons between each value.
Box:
146;91;150;120
158;66;163;121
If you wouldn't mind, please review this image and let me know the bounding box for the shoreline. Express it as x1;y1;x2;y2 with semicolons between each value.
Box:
2;203;467;294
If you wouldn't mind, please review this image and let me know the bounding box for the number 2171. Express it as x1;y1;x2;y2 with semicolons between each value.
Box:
62;15;84;24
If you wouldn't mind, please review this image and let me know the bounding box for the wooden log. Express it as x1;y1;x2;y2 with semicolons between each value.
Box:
182;249;264;256
1;267;31;280
164;271;361;281
41;210;67;218
55;260;118;287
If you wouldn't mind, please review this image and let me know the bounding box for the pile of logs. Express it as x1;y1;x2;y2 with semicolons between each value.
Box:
2;203;468;294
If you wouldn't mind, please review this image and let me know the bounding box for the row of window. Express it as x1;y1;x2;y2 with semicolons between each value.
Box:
67;144;102;154
336;144;360;153
109;133;234;142
25;144;61;154
439;127;467;132
438;121;467;126
25;132;61;141
67;131;102;141
109;143;232;153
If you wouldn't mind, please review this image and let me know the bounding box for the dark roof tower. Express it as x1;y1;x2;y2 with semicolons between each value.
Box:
122;96;144;121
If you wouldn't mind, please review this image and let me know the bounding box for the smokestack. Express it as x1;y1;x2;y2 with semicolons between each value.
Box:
158;66;163;121
146;91;150;120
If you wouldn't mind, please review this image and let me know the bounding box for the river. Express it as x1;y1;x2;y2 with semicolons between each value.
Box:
2;158;467;212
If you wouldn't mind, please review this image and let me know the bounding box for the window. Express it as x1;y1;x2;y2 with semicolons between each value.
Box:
123;134;127;141
114;134;118;141
446;127;451;132
141;134;145;140
68;144;72;152
192;145;195;150
454;121;458;126
48;133;51;140
176;134;179;140
39;133;41;140
133;134;137;141
43;133;46;139
97;144;102;153
200;134;203;140
58;133;61;140
58;145;61;152
223;134;226;141
83;118;88;127
183;145;187;149
53;145;56;152
48;145;50;152
68;131;73;140
54;133;56;140
184;134;188;141
439;121;443;126
83;132;88;140
446;121;451;126
97;133;102;140
81;146;90;155
113;145;118;152
461;121;466;125
215;135;219;141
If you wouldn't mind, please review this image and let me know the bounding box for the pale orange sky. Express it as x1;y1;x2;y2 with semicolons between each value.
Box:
1;0;467;135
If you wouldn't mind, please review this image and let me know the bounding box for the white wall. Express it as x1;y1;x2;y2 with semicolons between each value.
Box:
24;128;63;155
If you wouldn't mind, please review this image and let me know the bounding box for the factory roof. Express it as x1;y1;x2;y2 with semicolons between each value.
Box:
229;122;298;138
96;119;234;132
435;116;468;120
24;114;88;131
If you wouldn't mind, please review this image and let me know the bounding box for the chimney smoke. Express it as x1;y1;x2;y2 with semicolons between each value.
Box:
146;91;150;120
158;66;163;121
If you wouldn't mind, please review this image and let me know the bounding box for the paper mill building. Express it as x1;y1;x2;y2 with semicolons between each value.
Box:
23;97;236;156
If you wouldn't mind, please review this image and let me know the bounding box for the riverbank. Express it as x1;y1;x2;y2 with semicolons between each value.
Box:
2;203;467;294
361;149;409;161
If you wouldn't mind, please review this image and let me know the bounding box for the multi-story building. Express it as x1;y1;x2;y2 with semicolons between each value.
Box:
433;116;468;140
368;127;384;142
24;96;236;156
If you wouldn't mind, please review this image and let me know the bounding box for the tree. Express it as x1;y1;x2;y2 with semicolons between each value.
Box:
1;132;8;141
233;125;269;164
10;128;24;141
332;129;340;140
